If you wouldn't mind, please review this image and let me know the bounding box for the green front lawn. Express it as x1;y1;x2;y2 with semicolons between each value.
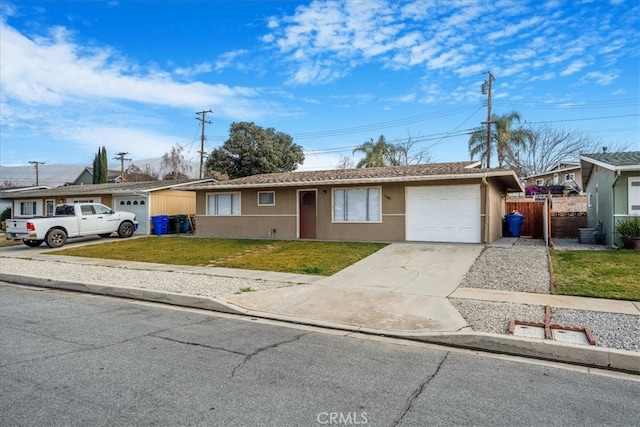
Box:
50;237;388;276
550;250;640;301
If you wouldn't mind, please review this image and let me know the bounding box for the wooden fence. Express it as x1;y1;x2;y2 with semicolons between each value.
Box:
507;199;545;238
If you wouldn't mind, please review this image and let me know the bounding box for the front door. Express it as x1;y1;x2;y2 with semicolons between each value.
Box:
299;191;317;239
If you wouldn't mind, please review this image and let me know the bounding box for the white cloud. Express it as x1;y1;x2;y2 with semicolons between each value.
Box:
0;20;264;118
560;60;588;76
580;71;620;85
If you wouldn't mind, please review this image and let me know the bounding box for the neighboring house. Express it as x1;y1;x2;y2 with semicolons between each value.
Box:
181;162;523;244
580;151;640;246
1;180;213;235
0;186;51;214
525;162;582;193
67;167;123;185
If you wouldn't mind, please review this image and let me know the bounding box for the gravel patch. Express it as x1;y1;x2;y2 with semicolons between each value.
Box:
452;299;640;352
451;299;544;334
552;237;614;251
552;308;640;352
459;240;551;294
0;256;295;298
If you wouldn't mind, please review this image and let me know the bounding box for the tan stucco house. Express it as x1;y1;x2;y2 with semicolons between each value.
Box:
1;180;212;235
182;162;523;244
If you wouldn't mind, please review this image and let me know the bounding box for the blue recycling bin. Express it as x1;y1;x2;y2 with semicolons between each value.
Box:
505;213;525;237
151;215;169;236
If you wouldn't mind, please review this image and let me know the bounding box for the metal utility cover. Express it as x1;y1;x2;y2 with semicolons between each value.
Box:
551;329;590;345
513;325;545;339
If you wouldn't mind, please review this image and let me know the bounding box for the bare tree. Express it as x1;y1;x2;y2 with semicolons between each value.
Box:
505;124;630;176
161;145;192;180
388;135;432;166
125;164;158;182
335;156;356;169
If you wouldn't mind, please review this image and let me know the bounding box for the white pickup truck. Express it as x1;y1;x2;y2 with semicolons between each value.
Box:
5;203;138;248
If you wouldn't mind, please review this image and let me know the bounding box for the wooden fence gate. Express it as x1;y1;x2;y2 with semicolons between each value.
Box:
506;199;545;238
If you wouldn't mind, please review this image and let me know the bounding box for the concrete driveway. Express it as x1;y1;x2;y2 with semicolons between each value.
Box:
226;243;484;333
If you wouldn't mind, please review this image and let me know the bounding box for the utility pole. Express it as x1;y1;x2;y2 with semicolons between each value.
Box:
28;161;45;185
195;109;213;179
114;152;131;183
481;71;495;168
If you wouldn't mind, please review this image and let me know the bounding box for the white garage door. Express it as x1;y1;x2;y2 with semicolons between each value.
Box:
114;196;149;235
406;185;481;243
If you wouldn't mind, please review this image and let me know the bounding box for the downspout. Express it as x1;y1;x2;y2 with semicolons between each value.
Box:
611;170;621;246
482;174;489;244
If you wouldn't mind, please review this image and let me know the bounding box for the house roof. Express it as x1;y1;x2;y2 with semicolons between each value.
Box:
525;164;581;179
180;162;524;192
0;179;214;199
580;151;640;187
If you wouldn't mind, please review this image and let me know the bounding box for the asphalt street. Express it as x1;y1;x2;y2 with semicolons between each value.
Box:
1;282;638;427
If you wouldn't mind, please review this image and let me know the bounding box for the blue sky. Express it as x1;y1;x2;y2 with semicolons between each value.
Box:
1;0;638;172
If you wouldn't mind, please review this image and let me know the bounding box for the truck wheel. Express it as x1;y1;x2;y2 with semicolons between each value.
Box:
45;229;67;248
98;233;112;238
118;221;135;238
24;240;44;247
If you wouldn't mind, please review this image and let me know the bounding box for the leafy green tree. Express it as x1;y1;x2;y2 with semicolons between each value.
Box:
206;122;304;179
92;146;108;184
468;111;531;168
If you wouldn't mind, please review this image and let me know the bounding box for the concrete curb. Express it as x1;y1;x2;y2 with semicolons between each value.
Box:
2;273;638;374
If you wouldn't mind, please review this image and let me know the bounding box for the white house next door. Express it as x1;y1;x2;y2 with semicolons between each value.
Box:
406;185;481;243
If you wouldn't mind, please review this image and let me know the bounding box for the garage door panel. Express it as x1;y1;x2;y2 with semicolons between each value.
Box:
406;185;480;243
114;197;149;235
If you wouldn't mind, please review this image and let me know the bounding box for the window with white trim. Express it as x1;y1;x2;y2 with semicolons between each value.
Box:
629;177;640;215
207;193;241;215
19;200;38;216
564;173;575;182
333;187;381;222
257;191;275;206
535;179;544;186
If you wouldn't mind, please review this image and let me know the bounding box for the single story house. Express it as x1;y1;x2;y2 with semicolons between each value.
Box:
525;162;582;193
1;179;213;235
0;186;51;214
181;162;524;244
580;151;640;246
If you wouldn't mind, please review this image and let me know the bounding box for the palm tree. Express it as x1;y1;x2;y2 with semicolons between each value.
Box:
468;110;531;168
353;135;395;168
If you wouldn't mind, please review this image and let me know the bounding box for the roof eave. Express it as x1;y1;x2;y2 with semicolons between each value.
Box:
184;170;523;192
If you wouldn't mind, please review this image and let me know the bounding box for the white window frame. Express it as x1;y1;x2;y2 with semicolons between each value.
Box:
629;177;640;215
206;192;241;216
17;200;39;217
564;173;575;182
553;173;559;185
257;191;275;206
535;179;544;186
332;187;382;223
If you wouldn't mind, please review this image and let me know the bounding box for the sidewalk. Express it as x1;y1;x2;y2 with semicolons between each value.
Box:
0;240;638;373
